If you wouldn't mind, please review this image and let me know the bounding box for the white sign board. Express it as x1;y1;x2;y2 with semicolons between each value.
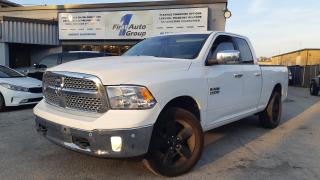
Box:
59;8;208;40
59;12;106;39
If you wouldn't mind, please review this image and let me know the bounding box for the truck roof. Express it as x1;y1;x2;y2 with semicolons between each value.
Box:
154;31;248;39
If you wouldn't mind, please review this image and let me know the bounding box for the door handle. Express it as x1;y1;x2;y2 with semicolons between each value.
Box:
254;72;262;77
233;74;243;78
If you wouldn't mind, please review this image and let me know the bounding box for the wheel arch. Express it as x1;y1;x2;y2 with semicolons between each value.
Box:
273;83;282;96
160;96;201;122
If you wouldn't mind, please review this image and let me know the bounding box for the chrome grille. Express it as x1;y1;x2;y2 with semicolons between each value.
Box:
42;71;108;113
65;94;103;113
64;77;97;91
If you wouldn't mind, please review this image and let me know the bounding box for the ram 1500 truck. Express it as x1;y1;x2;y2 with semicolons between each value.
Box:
34;32;288;177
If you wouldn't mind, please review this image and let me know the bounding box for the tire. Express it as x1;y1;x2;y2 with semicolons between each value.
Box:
310;82;319;96
0;93;5;112
143;107;204;177
259;91;282;129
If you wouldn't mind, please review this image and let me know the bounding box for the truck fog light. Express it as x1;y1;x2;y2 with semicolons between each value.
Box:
111;136;122;152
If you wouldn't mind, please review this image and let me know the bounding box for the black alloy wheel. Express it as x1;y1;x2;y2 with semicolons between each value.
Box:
144;108;204;177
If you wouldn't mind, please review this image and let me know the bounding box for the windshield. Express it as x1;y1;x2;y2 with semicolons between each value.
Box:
0;66;25;78
123;34;210;59
39;54;59;68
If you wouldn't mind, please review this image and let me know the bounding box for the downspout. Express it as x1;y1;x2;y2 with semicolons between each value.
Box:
302;50;309;87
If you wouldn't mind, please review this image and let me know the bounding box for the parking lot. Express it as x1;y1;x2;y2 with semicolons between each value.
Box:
0;87;319;180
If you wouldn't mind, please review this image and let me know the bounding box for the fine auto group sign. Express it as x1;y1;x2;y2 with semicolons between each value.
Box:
58;8;208;40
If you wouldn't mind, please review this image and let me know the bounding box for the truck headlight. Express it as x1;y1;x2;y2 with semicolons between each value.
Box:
106;86;157;109
0;83;29;92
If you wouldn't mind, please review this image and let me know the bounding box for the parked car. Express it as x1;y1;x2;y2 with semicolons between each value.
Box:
288;69;293;85
310;73;320;96
34;32;288;176
0;65;42;111
17;51;107;80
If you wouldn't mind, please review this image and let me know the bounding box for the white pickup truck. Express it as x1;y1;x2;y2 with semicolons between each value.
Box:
34;32;288;177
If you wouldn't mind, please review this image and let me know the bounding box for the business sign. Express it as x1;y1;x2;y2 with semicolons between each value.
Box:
152;8;208;36
59;8;208;40
59;12;106;39
105;11;153;39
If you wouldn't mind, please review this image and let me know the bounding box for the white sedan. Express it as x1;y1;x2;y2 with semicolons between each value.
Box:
0;65;43;111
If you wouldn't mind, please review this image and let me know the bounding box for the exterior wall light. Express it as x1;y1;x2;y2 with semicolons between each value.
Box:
224;8;232;19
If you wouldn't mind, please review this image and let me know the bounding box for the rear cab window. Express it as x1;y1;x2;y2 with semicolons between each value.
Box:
233;37;254;64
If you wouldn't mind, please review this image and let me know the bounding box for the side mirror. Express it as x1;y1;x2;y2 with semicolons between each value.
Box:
207;50;240;66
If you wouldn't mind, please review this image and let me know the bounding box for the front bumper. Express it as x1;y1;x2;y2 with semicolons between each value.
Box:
1;87;43;106
35;116;153;158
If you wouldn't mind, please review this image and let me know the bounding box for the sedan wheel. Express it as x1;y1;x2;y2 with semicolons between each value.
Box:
0;93;5;111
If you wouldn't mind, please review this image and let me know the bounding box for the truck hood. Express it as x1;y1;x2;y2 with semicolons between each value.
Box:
0;77;42;88
49;56;192;85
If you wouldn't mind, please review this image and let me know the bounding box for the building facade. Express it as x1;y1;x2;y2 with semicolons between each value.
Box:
258;49;320;87
259;49;320;66
0;0;228;68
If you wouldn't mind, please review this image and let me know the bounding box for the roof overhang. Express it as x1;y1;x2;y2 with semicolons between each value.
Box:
0;16;57;24
0;0;227;12
0;0;21;7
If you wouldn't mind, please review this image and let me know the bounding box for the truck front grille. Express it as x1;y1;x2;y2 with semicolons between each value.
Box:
65;94;103;113
64;77;98;91
42;71;108;113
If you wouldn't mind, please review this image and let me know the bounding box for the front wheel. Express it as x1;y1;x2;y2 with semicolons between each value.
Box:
143;108;204;177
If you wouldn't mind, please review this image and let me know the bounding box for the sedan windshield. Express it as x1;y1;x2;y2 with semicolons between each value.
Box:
123;34;210;59
0;66;24;78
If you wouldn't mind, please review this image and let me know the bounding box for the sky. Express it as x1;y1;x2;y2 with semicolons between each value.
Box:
11;0;320;57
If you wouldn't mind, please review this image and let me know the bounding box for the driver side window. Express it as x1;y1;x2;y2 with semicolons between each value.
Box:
209;35;238;64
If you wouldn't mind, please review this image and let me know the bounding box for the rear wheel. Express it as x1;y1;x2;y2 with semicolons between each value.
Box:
259;91;282;129
310;82;319;96
0;93;5;112
143;107;204;177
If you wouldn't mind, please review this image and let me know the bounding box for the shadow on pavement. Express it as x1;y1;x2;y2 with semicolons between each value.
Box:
196;87;320;169
1;104;36;113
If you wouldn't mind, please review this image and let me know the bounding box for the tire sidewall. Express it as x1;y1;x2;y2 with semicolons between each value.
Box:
260;92;282;129
310;82;318;96
269;92;282;126
310;83;315;95
0;92;5;111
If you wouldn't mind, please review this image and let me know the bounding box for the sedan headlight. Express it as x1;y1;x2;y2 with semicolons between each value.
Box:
0;83;29;92
106;86;157;109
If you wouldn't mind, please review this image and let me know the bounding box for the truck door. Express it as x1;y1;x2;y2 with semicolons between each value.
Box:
233;37;262;112
206;35;245;125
